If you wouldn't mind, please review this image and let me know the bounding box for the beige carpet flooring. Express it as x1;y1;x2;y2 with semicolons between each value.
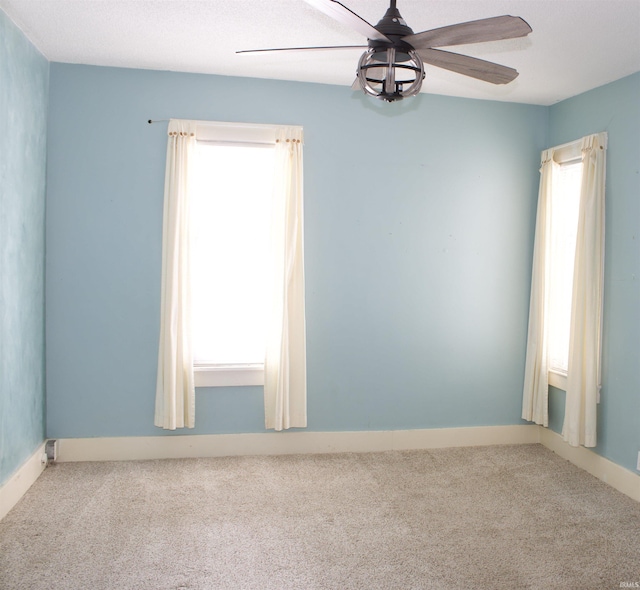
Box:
1;444;639;589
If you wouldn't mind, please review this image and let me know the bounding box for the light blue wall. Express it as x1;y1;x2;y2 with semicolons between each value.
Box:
0;11;49;485
547;73;640;472
45;64;546;439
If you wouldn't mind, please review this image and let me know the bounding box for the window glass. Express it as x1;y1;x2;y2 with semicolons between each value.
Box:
547;161;582;374
190;142;275;366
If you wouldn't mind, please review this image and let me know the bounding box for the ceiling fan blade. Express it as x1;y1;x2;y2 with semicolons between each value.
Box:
237;45;366;54
304;0;390;42
404;15;532;50
417;48;519;84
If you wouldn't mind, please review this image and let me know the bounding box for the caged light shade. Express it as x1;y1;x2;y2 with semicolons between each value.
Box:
356;46;425;102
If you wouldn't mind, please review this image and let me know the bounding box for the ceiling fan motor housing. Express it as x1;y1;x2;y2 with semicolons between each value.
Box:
370;4;415;61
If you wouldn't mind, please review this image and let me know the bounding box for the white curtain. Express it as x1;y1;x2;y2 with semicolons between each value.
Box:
154;120;196;430
522;132;607;447
563;132;607;447
264;127;307;431
521;150;555;427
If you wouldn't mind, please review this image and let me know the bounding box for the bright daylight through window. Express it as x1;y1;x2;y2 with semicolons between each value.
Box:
190;141;275;384
547;160;582;378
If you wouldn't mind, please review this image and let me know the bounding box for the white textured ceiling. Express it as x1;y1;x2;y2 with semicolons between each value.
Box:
2;0;639;105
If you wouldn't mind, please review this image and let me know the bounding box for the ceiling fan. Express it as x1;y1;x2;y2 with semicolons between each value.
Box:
238;0;532;102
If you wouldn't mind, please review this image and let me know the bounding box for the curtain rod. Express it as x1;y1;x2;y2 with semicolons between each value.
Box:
148;119;168;124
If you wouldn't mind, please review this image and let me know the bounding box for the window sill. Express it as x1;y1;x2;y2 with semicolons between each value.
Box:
194;364;264;388
548;369;567;391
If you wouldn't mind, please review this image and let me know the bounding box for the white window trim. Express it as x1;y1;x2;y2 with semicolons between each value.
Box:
552;140;582;165
548;369;567;391
195;120;281;145
194;364;264;388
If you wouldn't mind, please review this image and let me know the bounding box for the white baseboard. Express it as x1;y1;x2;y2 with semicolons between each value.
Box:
539;428;640;502
56;425;540;463
6;427;636;520
0;442;47;522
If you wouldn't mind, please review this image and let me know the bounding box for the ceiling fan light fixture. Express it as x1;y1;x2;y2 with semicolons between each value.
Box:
240;2;532;102
357;47;424;102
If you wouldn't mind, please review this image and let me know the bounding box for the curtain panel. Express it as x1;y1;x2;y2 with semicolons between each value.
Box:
155;120;197;430
264;127;308;431
521;150;555;428
563;132;607;447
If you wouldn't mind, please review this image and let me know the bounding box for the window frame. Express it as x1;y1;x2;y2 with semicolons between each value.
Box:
548;369;568;391
189;120;300;388
194;364;264;387
546;140;583;392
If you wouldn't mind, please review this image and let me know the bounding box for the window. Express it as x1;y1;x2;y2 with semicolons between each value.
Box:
191;141;275;387
522;132;606;447
155;119;307;430
547;158;582;388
